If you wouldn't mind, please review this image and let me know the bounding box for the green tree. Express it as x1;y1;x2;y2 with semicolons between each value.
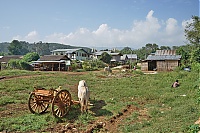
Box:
120;47;132;54
185;16;200;48
160;46;171;50
23;52;40;62
132;47;146;60
8;40;29;55
176;47;190;65
99;52;112;64
190;47;200;63
184;16;200;64
33;41;51;55
0;52;5;56
152;43;159;52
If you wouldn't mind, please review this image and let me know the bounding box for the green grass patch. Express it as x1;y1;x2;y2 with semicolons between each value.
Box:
0;69;199;132
0;114;55;132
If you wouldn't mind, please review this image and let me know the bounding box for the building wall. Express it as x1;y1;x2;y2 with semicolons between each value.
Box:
141;62;148;71
141;60;179;71
157;60;179;71
112;55;121;62
74;50;89;60
52;50;89;61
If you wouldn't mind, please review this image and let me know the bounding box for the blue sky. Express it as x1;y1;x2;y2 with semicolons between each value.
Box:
0;0;199;49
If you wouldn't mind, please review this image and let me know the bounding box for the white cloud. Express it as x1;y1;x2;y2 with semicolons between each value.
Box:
165;18;178;34
13;31;39;43
13;10;187;49
24;31;39;42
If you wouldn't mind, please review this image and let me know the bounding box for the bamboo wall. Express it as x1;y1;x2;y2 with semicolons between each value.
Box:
157;60;178;71
141;62;148;71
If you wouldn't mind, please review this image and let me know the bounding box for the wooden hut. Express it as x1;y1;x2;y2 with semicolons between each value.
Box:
32;55;71;71
141;50;181;71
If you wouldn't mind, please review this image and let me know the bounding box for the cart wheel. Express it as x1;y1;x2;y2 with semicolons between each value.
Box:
52;90;71;118
28;93;49;114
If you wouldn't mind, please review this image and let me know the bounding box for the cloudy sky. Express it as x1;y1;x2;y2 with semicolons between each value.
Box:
0;0;199;49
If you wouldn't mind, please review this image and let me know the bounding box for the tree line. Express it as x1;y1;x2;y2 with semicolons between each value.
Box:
0;41;89;56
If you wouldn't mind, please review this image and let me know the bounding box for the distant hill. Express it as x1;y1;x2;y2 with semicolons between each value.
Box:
0;42;10;53
0;41;91;55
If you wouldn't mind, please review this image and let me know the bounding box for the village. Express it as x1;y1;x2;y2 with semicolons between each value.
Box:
0;47;182;72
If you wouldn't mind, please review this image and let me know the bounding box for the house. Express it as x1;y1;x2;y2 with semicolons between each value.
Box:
141;50;181;71
92;51;112;59
32;55;71;71
0;55;23;70
126;54;137;62
93;51;122;62
120;54;128;64
51;48;90;61
110;52;123;62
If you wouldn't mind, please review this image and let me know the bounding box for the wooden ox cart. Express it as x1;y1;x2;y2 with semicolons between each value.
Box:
28;87;79;118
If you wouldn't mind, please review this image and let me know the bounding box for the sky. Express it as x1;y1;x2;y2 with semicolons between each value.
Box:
0;0;199;49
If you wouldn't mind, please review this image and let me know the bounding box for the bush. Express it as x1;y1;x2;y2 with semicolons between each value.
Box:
191;62;200;73
23;52;40;63
8;59;20;69
19;60;33;70
8;59;32;70
82;60;105;71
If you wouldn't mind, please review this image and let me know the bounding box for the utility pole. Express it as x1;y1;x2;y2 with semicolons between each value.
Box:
130;49;132;70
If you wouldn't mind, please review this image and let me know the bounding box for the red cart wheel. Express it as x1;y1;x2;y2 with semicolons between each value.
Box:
28;93;49;114
52;90;71;118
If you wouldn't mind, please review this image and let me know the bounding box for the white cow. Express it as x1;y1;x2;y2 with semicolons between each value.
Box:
104;66;112;73
78;80;90;112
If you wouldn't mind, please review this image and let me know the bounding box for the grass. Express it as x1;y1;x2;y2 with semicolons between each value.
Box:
0;69;199;132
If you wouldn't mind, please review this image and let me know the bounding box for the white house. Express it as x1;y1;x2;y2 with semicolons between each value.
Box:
51;48;90;61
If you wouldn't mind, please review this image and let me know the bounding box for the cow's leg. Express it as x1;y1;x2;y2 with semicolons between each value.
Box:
81;105;84;113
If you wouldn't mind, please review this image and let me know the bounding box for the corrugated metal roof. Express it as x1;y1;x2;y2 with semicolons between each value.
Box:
51;48;89;54
94;51;112;55
155;50;176;55
146;55;181;60
126;54;137;59
39;55;70;61
0;55;23;63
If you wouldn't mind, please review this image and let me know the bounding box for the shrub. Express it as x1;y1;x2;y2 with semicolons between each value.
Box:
23;52;39;62
191;62;200;73
8;59;32;70
8;59;21;69
82;60;105;71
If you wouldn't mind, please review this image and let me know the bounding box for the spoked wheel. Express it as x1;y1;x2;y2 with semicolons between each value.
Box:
52;90;71;118
28;93;49;114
